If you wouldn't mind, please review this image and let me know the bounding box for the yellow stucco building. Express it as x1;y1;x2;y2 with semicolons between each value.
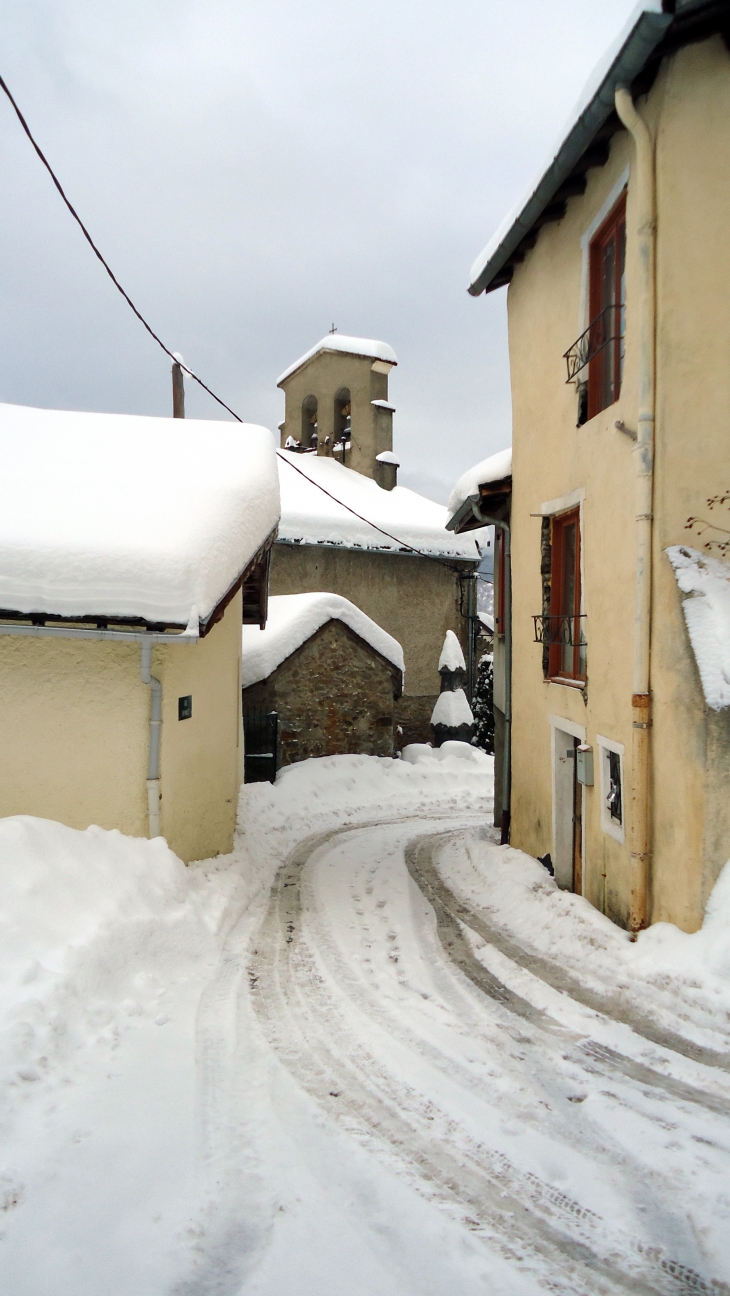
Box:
462;2;730;932
0;403;279;863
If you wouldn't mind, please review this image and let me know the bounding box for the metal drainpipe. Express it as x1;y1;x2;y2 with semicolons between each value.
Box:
466;569;476;704
140;639;162;837
472;503;511;844
615;84;656;934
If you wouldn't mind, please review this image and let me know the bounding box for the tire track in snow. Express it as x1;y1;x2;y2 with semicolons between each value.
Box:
410;831;730;1077
249;820;728;1296
406;834;730;1120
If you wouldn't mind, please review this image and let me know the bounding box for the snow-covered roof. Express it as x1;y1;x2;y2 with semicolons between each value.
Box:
372;400;396;412
468;2;671;295
666;546;730;711
0;402;280;629
277;335;398;385
242;592;404;688
277;450;482;561
438;630;465;672
447;448;512;516
376;451;400;465
431;688;474;729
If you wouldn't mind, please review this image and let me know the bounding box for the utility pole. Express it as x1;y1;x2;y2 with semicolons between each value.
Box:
172;352;185;418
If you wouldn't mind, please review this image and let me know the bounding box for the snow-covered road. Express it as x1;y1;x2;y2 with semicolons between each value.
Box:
3;751;730;1294
238;818;730;1294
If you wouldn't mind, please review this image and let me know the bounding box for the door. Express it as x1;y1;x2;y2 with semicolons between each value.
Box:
572;737;582;895
553;728;583;893
243;709;279;784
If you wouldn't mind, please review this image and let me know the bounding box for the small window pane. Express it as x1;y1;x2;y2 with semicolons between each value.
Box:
607;750;622;824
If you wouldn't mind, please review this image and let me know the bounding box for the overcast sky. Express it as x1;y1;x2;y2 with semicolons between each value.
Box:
0;0;638;502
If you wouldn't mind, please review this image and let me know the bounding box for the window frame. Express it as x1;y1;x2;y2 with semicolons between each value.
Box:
587;192;626;421
547;507;585;683
597;735;625;844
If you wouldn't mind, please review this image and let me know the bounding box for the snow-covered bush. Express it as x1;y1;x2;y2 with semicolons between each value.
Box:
471;654;494;754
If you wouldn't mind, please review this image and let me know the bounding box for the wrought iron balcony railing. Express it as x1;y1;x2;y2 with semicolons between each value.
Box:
563;304;623;384
533;614;587;647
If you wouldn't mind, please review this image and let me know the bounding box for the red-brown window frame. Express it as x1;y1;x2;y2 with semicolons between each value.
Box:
548;508;584;682
587;193;626;421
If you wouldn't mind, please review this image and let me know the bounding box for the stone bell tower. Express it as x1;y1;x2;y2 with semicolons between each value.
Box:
276;334;399;488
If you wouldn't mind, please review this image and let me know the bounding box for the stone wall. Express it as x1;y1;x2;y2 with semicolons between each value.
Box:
270;543;473;743
242;618;400;766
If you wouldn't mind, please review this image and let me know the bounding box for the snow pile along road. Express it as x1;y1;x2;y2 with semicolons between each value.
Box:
0;815;254;1295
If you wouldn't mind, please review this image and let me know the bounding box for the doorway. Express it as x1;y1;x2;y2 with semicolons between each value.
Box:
551;719;585;893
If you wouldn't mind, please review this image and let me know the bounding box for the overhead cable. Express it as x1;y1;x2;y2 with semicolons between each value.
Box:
0;71;490;582
0;71;242;422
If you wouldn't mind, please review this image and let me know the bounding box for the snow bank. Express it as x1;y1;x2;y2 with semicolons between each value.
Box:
0;814;257;1292
666;545;730;710
438;629;465;672
278;335;397;385
447;447;512;517
242;592;404;687
0;816;242;1104
245;750;492;846
0;402;280;627
431;689;474;728
401;741;489;768
277;450;481;560
435;831;730;1053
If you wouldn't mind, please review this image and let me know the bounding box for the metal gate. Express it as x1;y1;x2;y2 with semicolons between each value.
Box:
243;709;278;784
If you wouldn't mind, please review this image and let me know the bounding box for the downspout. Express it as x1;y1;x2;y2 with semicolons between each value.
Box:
140;639;162;838
472;503;511;844
615;85;656;933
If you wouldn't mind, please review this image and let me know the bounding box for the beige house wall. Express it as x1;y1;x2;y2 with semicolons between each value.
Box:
0;591;243;864
506;36;730;931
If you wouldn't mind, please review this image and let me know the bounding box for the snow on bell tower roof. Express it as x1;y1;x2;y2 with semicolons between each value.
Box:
277;335;398;386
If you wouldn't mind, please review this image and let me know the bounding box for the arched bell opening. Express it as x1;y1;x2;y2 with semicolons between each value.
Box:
333;388;351;464
301;395;318;450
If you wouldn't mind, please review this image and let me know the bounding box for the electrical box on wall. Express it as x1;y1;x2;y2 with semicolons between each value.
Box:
576;744;594;786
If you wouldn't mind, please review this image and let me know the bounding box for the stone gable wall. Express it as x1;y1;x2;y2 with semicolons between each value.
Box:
242;618;399;766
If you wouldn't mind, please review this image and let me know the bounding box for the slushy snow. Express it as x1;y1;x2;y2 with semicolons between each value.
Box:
666;544;730;709
277;449;482;559
0;402;280;627
242;592;404;688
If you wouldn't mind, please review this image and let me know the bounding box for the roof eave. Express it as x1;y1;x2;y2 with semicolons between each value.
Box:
468;7;672;297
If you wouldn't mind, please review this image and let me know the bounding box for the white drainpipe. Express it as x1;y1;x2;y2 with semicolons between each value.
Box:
140;639;162;838
615;84;657;933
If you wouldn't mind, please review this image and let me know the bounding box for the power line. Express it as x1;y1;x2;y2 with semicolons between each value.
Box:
276;451;488;579
0;71;491;585
0;71;242;423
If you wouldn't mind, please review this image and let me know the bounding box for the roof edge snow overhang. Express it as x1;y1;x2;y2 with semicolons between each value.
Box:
277;346;397;388
245;616;404;698
446;481;512;535
0;526;278;643
274;535;480;566
468;1;730;297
